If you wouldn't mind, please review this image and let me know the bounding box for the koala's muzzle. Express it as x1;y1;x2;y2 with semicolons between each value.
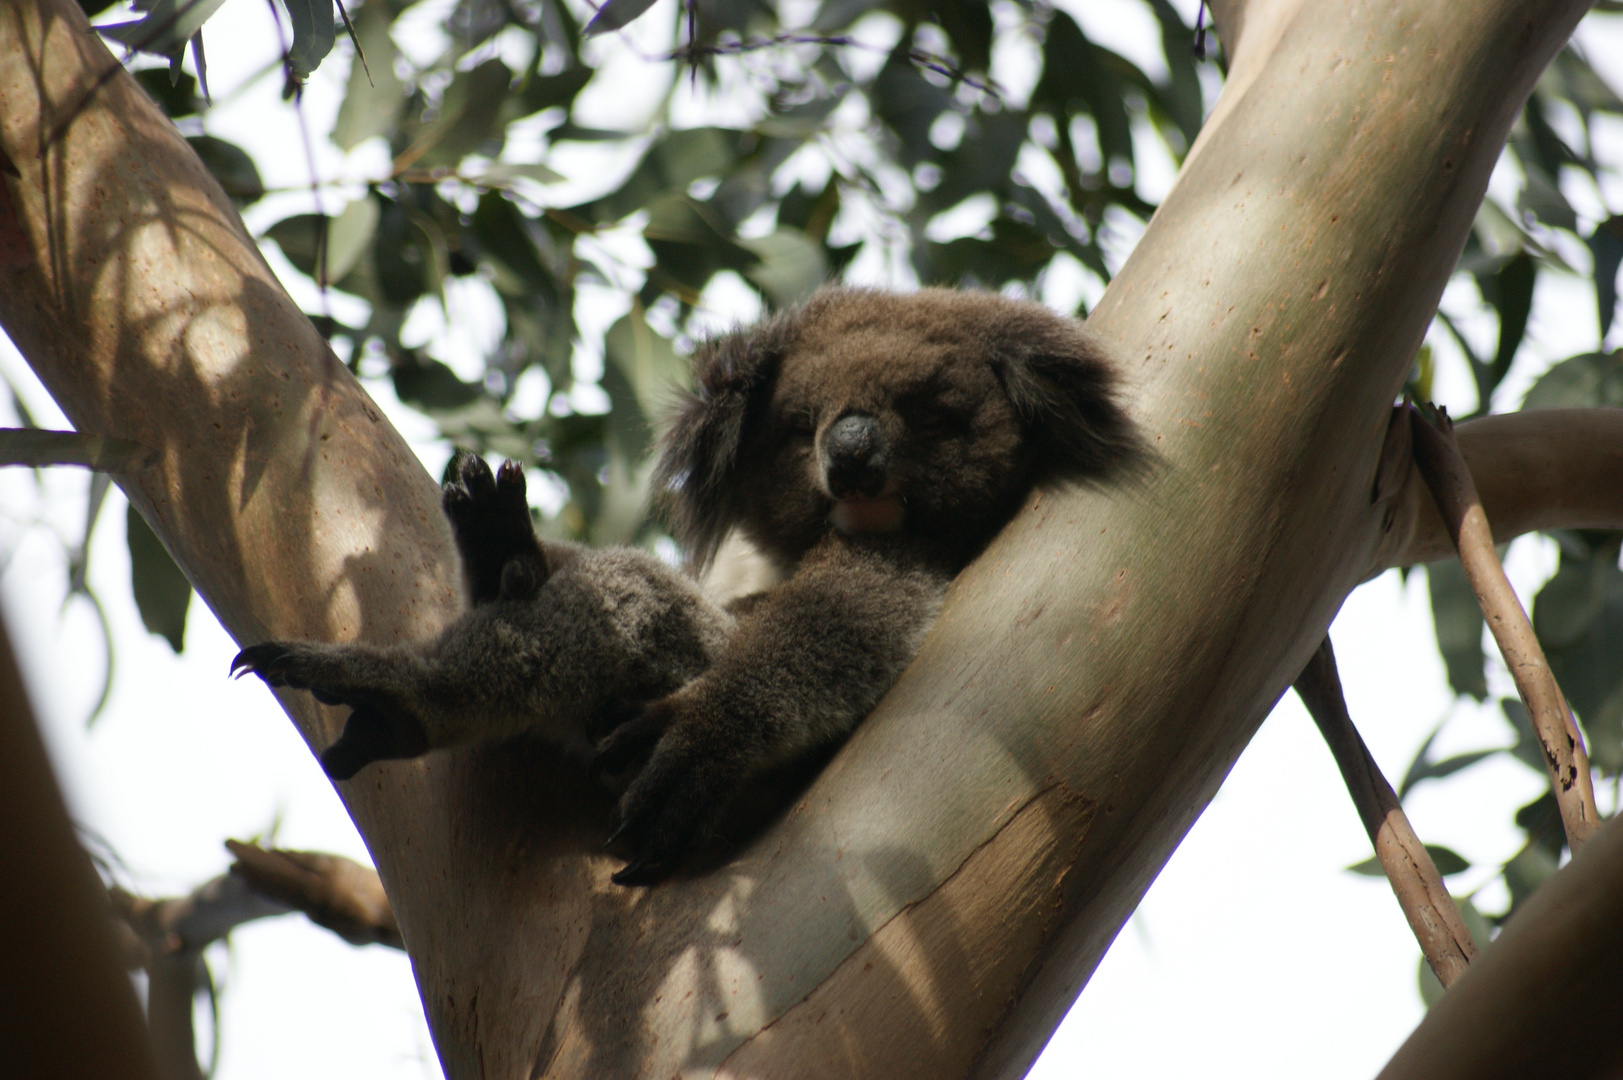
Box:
822;413;889;498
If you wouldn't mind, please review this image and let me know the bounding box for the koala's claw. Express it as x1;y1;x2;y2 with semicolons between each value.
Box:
231;642;296;683
604;718;741;887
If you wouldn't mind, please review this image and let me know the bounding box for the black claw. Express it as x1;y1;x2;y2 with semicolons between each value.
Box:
231;643;292;682
611;857;653;887
603;819;632;850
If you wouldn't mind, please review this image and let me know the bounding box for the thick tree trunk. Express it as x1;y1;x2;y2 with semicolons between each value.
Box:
0;0;1610;1077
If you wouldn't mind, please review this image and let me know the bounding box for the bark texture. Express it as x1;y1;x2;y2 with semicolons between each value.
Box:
0;0;1609;1077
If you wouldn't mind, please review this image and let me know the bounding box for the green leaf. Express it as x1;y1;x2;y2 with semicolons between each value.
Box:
581;128;748;225
1515;162;1576;232
134;67;201;118
1535;541;1623;773
393;357;483;413
332;1;405;151
410;59;513;169
1346;844;1470;877
127;504;191;653
1478;251;1535;401
512;67;594;119
0;429;151;471
1588;216;1623;342
1503;831;1560;916
602;308;687;428
1522;350;1623;410
467;161;566;188
470;192;562;302
264;213;324;277
872;49;954;169
1427;558;1487;701
324;196;380;284
284;0;337;81
99;0;230;59
1034;13;1134;171
742;228;828;307
1400;748;1498;797
187;135;265;208
582;0;661;37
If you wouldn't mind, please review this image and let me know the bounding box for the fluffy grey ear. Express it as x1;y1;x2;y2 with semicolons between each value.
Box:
995;338;1145;482
654;311;797;567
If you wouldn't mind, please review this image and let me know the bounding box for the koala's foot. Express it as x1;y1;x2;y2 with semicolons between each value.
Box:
596;700;746;886
441;450;547;604
231;643;429;780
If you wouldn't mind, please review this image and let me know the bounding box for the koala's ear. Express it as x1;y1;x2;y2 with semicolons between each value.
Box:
995;335;1146;482
654;312;796;567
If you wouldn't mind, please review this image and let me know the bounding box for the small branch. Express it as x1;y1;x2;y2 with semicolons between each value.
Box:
1408;403;1601;852
1294;637;1478;987
226;840;403;950
660;34;1002;98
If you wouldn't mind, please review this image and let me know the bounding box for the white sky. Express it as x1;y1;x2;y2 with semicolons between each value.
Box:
2;2;1621;1078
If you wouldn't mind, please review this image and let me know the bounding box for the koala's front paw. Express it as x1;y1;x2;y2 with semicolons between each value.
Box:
231;642;339;699
598;701;747;886
441;450;545;604
231;643;428;780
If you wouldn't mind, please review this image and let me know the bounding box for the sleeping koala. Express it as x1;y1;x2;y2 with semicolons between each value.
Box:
232;451;733;781
596;286;1144;884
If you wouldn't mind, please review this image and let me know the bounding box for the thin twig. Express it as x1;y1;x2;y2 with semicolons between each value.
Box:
1408;402;1601;853
1295;636;1479;987
660;33;1002;98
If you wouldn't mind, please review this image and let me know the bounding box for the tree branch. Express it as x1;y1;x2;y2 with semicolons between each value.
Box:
1294;637;1478;987
225;840;403;949
1378;812;1623;1080
1374;408;1623;573
1408;404;1601;851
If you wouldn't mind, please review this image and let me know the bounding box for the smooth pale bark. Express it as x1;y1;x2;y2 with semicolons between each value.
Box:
1377;811;1623;1080
0;1;1609;1079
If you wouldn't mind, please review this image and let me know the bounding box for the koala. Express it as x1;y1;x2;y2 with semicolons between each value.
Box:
594;286;1145;885
232;451;733;782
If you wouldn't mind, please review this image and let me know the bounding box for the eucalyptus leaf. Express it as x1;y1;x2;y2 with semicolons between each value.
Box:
582;0;661;37
187;135;265;208
1427;558;1487;701
127;504;191;653
99;0;229;59
1589;216;1623;342
332;2;405;151
1345;845;1469;877
1522;350;1623;410
284;0;338;81
324;196;380;284
742;228;828;307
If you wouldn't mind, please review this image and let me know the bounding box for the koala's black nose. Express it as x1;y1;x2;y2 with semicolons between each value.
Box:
823;413;889;498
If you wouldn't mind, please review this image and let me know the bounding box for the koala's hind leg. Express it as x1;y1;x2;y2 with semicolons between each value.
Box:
441;450;549;604
232;641;435;780
597;539;946;885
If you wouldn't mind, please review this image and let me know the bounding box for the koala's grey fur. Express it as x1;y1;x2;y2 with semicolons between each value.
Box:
595;286;1145;885
233;453;733;782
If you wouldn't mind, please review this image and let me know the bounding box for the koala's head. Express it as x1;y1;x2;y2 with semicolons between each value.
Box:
656;287;1143;569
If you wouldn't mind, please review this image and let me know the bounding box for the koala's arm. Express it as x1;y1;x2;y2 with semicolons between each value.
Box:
235;548;733;782
597;539;946;884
